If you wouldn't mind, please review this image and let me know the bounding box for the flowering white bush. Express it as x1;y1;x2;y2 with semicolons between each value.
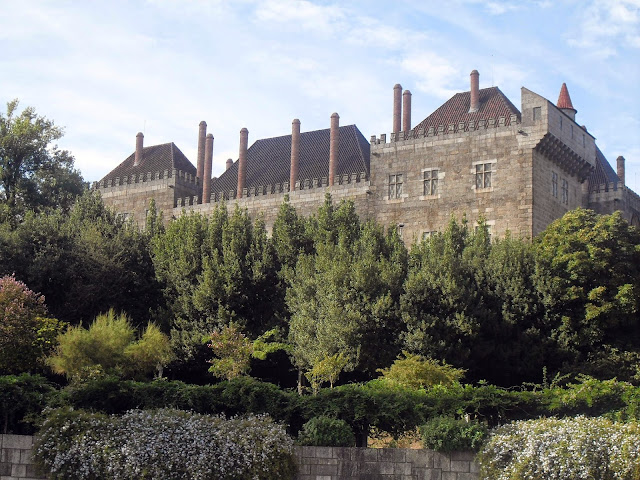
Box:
34;408;295;480
477;416;640;480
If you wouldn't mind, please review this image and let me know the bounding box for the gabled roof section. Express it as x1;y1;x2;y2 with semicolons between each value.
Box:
100;143;196;184
557;83;576;112
413;87;520;135
589;146;620;192
211;124;370;194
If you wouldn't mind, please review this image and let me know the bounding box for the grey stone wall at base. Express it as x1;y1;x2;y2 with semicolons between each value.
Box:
0;435;46;480
294;446;479;480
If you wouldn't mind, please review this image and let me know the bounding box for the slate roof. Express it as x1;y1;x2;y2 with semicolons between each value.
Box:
589;146;621;192
100;143;196;184
210;124;370;194
413;87;521;135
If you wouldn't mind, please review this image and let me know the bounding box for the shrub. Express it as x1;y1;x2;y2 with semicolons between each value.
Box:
419;416;487;452
477;416;640;480
35;408;295;480
297;416;355;447
0;374;55;434
377;352;465;389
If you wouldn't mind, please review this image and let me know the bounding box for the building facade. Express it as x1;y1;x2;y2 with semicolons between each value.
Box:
94;71;640;240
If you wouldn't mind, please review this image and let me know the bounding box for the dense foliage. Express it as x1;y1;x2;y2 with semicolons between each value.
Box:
296;416;356;447
477;416;640;479
35;408;295;480
419;416;487;452
0;374;54;434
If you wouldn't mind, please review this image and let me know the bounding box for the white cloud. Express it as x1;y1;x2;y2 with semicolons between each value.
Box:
399;53;461;99
253;0;346;34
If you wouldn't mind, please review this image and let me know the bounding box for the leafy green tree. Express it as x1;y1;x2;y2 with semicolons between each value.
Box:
47;309;172;381
0;99;84;222
377;352;465;389
0;275;65;374
206;323;254;380
534;209;640;379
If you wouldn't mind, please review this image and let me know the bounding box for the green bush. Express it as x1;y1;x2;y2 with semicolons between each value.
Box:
0;374;55;434
419;416;487;452
297;416;355;447
477;416;640;479
35;408;296;480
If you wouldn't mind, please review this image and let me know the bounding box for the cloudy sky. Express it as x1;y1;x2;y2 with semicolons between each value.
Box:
2;0;639;192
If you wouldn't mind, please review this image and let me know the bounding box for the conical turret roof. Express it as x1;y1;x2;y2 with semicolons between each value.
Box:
557;83;576;112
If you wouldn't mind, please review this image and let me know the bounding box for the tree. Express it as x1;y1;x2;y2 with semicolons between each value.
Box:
206;323;254;380
377;352;465;389
0;99;84;222
47;309;173;381
0;275;65;374
534;209;640;380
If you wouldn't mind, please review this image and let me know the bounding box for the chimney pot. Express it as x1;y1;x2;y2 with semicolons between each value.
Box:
402;90;412;133
196;121;207;181
134;132;144;166
237;128;249;198
393;84;402;133
617;156;626;185
203;133;214;204
469;70;479;113
290;119;301;192
226;158;233;170
329;113;339;186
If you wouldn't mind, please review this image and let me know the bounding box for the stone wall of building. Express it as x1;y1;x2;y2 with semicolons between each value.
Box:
294;446;479;480
0;435;45;480
369;117;534;241
175;179;373;234
97;169;200;226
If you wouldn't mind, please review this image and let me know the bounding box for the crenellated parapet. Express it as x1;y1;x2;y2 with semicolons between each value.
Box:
176;171;368;210
370;114;520;145
92;169;199;190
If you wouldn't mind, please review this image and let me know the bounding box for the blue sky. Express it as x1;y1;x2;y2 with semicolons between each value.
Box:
2;0;639;193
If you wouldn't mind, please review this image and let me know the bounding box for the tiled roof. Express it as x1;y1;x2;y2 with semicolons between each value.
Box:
557;83;576;111
100;143;196;183
412;87;520;135
210;124;370;194
589;146;620;192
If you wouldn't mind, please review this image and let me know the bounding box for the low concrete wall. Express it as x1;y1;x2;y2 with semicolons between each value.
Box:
294;446;479;480
0;435;45;480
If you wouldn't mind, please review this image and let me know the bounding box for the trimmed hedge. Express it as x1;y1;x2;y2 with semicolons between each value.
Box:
419;416;487;452
297;416;355;447
0;374;55;434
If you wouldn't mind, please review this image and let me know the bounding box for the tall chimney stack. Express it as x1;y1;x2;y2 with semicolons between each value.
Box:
290;119;301;192
329;113;339;186
237;128;248;198
203;133;213;204
134;132;144;166
196;121;207;181
393;84;402;133
469;70;480;113
617;156;626;185
402;90;412;133
226;158;233;171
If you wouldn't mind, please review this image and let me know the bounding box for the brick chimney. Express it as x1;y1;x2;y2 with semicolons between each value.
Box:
402;90;412;133
237;128;248;198
290;119;300;191
617;156;625;185
329;113;339;186
196;121;207;182
134;132;143;166
203;133;213;204
469;70;479;113
226;158;233;171
393;84;402;133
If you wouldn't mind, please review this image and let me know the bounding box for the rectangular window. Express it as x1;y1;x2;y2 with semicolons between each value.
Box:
476;163;493;189
423;169;438;196
562;179;569;205
571;124;574;139
389;174;403;199
422;231;435;240
560;115;563;130
552;172;558;198
533;107;541;121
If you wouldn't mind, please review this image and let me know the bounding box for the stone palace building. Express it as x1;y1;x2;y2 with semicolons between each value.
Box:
93;71;640;241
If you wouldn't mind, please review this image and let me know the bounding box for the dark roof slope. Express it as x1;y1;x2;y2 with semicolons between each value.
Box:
100;143;196;183
589;146;620;191
413;87;521;135
211;124;370;194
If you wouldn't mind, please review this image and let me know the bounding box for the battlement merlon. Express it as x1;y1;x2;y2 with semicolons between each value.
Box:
91;169;201;191
370;114;521;146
